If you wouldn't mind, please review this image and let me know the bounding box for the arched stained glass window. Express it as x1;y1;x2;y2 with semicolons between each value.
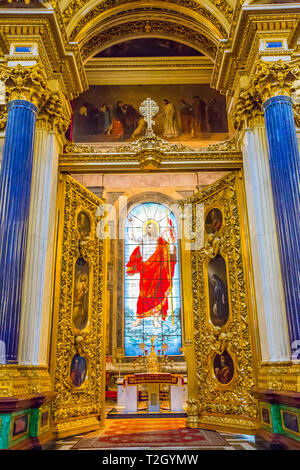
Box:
124;202;182;356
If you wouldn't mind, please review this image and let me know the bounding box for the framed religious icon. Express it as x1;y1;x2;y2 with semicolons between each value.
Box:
77;210;91;241
213;350;234;385
70;354;87;387
72;258;89;330
205;208;223;234
207;255;230;327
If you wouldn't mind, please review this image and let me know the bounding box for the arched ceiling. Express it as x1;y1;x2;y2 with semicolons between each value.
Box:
56;0;236;64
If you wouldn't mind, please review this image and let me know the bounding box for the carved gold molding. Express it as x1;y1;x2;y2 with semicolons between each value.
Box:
257;363;300;393
79;20;217;62
66;0;228;42
59;136;242;172
0;365;52;397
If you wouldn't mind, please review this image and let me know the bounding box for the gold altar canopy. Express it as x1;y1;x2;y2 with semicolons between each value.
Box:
50;175;108;439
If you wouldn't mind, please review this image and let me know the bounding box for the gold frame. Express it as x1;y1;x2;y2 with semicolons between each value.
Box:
203;249;233;330
38;406;51;435
259;402;272;430
10;413;30;442
280;409;300;437
50;174;108;439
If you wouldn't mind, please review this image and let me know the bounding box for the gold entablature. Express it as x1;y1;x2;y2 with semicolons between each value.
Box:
59;136;242;172
181;173;258;429
211;8;300;94
0;12;88;97
79;20;218;62
232;59;300;130
50;175;107;438
66;0;229;43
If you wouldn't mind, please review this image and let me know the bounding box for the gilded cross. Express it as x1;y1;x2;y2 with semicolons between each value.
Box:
139;98;159;134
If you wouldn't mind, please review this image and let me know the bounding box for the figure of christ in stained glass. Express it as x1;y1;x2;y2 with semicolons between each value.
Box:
126;216;176;328
124;203;182;357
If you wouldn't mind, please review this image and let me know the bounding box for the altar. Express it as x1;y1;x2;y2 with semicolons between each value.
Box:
117;373;187;413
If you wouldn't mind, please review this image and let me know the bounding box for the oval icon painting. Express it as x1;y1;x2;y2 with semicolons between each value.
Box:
70;354;87;387
205;208;223;234
213;351;234;385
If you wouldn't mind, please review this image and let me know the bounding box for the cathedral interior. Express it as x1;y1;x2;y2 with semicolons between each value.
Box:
0;0;299;452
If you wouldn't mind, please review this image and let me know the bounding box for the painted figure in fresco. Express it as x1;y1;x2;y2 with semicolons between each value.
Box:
70;355;86;387
131;116;147;140
179;99;192;134
73;265;89;330
161;99;180;138
126;217;176;328
97;103;111;134
210;274;229;326
214;352;233;385
122;104;141;139
78;103;89;134
191;95;206;136
206;98;222;133
108;100;125;139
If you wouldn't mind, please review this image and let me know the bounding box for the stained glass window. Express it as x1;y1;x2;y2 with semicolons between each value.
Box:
124;202;182;356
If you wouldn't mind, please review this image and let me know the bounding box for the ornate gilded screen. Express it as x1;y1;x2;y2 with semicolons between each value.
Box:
185;172;258;433
50;175;107;438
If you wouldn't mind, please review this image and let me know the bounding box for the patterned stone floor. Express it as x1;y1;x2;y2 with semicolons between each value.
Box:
53;424;264;450
52;402;264;451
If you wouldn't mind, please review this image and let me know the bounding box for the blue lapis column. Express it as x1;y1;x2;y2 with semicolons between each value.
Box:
262;95;300;347
0;99;38;363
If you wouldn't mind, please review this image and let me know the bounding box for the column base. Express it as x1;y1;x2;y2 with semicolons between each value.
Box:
255;428;300;450
0;365;56;449
254;388;300;449
52;415;102;440
196;413;259;434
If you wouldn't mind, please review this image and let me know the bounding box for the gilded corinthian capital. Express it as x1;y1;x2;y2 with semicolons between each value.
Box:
232;60;300;130
252;59;300;102
0;63;51;109
37;92;71;134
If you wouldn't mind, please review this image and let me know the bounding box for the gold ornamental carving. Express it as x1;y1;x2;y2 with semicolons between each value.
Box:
0;64;70;134
51;175;107;437
37;92;71;135
67;0;228;42
185;398;201;428
233;60;300;130
183;173;257;423
80;21;217;61
0;64;50;109
252;60;300;103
